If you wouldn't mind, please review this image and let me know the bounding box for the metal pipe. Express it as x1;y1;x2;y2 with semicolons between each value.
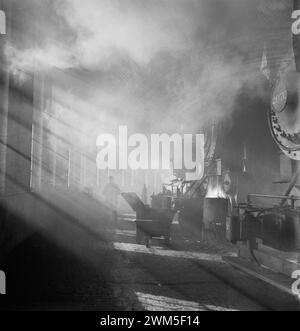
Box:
247;193;300;205
280;162;300;206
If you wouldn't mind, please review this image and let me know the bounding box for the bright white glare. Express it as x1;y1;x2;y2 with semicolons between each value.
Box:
113;242;235;262
114;229;136;238
135;292;238;311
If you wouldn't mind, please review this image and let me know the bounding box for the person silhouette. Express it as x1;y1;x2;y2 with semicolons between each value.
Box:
102;176;121;230
103;176;121;210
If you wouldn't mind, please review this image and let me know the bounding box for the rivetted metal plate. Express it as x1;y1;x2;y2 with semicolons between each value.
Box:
269;72;300;160
271;77;287;113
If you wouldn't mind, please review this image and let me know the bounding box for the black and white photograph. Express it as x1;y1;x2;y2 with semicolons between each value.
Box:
0;0;300;318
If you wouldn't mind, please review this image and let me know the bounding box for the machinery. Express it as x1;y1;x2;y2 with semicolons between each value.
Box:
171;123;229;239
170;3;300;279
225;68;300;275
227;194;300;252
122;192;174;247
225;0;300;275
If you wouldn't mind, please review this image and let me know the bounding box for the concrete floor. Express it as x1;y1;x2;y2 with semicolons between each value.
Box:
0;215;267;311
110;219;267;311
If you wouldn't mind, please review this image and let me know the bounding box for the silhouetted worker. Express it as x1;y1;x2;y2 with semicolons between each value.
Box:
103;176;121;231
103;176;121;210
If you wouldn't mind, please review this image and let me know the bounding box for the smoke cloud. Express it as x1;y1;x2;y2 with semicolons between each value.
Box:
5;0;293;134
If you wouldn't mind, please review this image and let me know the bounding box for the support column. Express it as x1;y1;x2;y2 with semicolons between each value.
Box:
0;1;9;195
31;71;45;191
0;53;9;195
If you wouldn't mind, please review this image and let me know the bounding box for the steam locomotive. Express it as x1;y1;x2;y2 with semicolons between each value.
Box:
172;2;300;277
170;70;300;278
